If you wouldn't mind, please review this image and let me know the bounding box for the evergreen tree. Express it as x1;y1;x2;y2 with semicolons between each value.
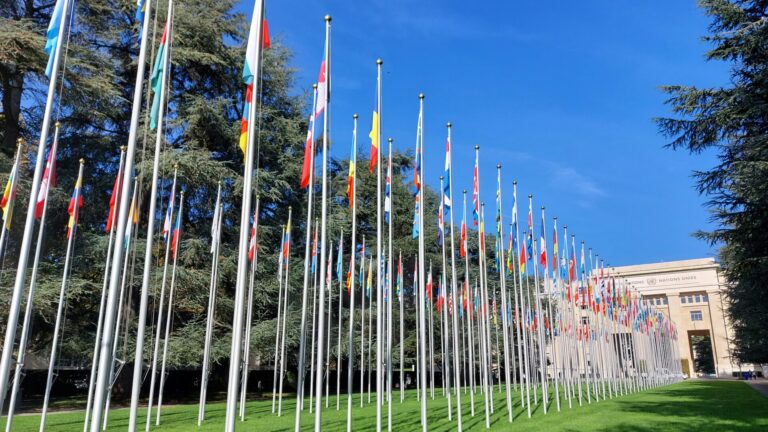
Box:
657;0;768;363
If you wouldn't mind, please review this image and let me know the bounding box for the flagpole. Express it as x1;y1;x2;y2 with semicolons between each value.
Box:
312;16;332;431
3;126;59;432
386;137;393;432
83;146;125;431
294;87;318;422
144;167;178;431
0;0;72;415
336;232;344;411
360;239;366;408
445;123;463;430
225;1;265;429
416;93;428;432
463;190;476;417
511;182;531;416
398;252;404;405
277;217;292;415
325;243;334;409
272;223;287;413
374;58;384;432
474;147;491;428
495;165;513;422
310;224;319;413
346;114;358;431
156;191;184;424
240;199;262;420
438;181;452;420
198;183;223;425
39;159;84;431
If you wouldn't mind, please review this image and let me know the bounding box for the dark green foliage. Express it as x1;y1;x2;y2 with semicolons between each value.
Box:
692;335;716;374
656;0;768;363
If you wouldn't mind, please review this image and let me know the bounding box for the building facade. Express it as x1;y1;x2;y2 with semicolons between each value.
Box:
610;257;755;378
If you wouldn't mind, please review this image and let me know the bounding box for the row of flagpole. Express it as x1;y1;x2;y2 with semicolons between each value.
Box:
0;1;684;432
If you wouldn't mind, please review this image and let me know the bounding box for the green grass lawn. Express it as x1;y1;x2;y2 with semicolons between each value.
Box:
6;380;768;431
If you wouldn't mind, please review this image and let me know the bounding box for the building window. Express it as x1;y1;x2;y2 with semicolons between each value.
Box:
696;294;702;303
690;310;703;321
688;295;694;303
663;297;668;305
703;294;708;302
681;296;687;304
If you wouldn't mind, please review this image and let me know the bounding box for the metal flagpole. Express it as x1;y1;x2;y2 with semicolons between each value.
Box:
445;123;463;429
240;200;262;419
156;191;184;424
225;1;264;429
0;0;72;416
360;241;366;408
416;93;428;432
374;58;383;432
386;138;393;432
474;148;491;428
313;16;331;431
39;159;84;431
84;146;125;431
438;185;452;420
295;82;318;425
4;127;59;432
325;243;333;408
428;266;435;400
367;259;372;405
337;232;344;411
272;224;287;413
128;0;173;427
89;0;154;426
528;196;549;413
144;167;177;431
310;224;319;412
512;182;532;417
399;252;404;404
278;217;293;415
346;115;358;431
198;184;223;425
463;190;476;417
495;165;513;422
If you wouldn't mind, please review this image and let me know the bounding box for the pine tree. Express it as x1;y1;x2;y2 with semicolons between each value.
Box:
656;0;768;363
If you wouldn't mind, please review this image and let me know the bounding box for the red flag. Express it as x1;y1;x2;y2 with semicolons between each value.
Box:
35;147;57;219
459;220;467;257
105;168;122;232
261;19;271;49
300;124;314;189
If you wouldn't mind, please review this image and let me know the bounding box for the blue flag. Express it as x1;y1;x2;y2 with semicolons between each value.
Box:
45;0;66;78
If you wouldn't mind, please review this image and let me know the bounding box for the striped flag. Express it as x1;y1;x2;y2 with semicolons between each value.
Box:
443;136;451;208
149;24;169;130
384;152;391;222
105;163;123;232
44;0;66;78
35;146;57;219
1;155;20;230
240;3;270;156
163;176;177;239
66;169;84;239
171;199;183;260
248;211;258;261
346;137;356;207
472;151;479;226
135;0;147;45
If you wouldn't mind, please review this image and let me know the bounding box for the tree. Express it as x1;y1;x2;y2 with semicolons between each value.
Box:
656;0;768;364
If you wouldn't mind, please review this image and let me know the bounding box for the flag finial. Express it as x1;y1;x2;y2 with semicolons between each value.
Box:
496;163;501;169
79;158;85;165
463;189;467;194
55;121;61;128
16;138;23;146
446;122;452;128
513;180;517;185
313;83;318;89
474;144;479;150
528;194;533;198
353;113;358;119
541;205;545;210
325;14;332;22
439;176;443;180
174;163;179;169
181;191;185;196
377;58;383;65
564;224;567;229
388;137;393;143
120;145;127;152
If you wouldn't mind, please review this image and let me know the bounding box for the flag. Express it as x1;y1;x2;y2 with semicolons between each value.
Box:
300;108;316;189
443;136;451;208
2;157;19;230
35;145;57;219
247;211;258;261
105;164;123;232
552;220;559;269
261;19;271;49
413;114;421;195
384;153;391;223
315;58;328;118
436;278;442;312
412;195;420;239
396;254;402;301
135;0;147;45
171;201;183;260
366;257;373;298
506;232;513;273
282;217;291;262
67;171;84;239
210;185;222;253
346;139;356;207
311;226;319;274
426;272;433;301
124;190;139;250
526;199;533;261
519;239;527;274
240;5;268;155
459;216;467;258
336;235;343;281
163;177;177;239
492;291;498;326
149;24;169;130
369;106;379;173
437;203;444;247
45;0;66;78
539;215;547;269
472;151;479;226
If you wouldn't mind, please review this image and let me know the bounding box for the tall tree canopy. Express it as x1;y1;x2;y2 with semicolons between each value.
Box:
657;0;768;363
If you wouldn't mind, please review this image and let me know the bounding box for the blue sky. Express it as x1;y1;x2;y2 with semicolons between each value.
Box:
243;0;729;267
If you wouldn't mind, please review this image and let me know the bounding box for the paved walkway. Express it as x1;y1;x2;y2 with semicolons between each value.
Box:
745;379;768;398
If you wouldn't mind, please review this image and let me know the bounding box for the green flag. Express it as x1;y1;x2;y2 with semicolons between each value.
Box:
149;24;169;130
